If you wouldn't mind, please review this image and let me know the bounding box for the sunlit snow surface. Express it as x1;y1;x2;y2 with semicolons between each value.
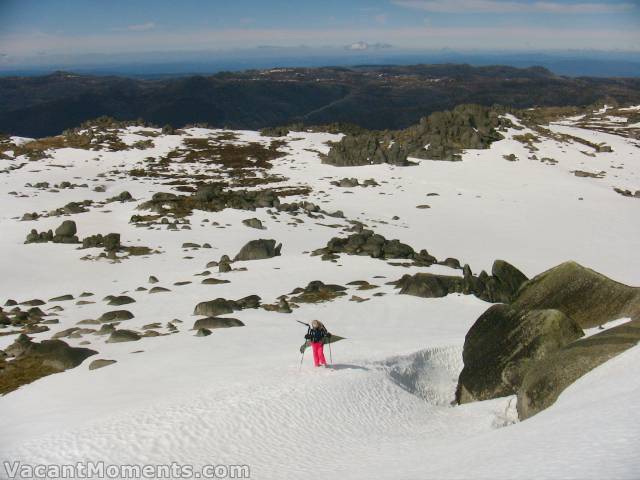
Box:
0;109;639;479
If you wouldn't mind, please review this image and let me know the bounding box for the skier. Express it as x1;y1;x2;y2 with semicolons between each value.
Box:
304;320;331;367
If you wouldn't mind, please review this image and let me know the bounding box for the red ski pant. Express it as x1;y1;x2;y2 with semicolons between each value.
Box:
311;342;326;366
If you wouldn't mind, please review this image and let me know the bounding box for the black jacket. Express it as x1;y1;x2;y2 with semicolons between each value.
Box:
305;327;330;343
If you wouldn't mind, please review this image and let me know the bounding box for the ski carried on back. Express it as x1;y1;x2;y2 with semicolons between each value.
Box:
297;320;345;368
299;334;345;354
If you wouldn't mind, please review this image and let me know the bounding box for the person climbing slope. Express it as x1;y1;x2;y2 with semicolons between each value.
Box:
305;320;331;367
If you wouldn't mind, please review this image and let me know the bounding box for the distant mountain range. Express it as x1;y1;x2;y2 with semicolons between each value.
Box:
2;64;640;138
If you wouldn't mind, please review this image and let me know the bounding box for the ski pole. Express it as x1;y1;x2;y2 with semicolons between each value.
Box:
328;340;333;366
299;347;305;371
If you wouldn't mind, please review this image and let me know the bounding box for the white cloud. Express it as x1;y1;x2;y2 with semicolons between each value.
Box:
392;0;635;14
126;22;156;32
346;41;370;50
345;41;393;51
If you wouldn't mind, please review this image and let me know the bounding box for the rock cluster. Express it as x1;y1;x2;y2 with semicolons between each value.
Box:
394;260;528;303
613;187;640;198
330;178;379;188
82;233;121;252
289;281;347;304
139;184;280;215
47;200;92;216
312;229;435;264
25;220;80;244
0;303;52;335
276;200;344;219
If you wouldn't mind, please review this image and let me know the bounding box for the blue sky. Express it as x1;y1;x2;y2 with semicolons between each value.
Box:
0;0;638;61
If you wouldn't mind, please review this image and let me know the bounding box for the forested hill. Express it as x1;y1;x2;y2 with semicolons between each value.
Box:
2;64;640;137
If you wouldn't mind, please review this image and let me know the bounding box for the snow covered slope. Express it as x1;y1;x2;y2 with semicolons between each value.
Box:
0;106;638;479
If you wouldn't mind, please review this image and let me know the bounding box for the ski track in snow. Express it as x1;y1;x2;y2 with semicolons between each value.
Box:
0;110;639;479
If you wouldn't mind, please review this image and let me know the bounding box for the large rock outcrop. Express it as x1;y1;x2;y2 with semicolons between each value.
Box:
1;334;97;394
4;334;97;370
512;261;640;328
455;304;584;404
324;104;508;166
517;319;640;419
455;261;640;419
400;104;507;161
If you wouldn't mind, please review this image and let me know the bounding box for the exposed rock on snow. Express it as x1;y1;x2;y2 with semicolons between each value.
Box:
518;318;640;419
1;334;97;394
242;218;266;229
192;317;244;330
201;278;230;285
289;280;347;303
25;220;80;244
330;177;379;188
396;273;464;298
149;286;171;294
106;329;141;343
98;310;134;323
139;184;281;216
325;104;508;166
261;296;294;313
89;359;117;370
106;191;134;203
218;255;232;273
512;261;640;329
193;295;261;317
613;187;640;198
194;298;233;317
49;294;74;302
455;304;583;404
234;239;282;261
194;328;212;337
313;229;423;262
323;134;410;167
55;220;77;238
105;295;135;306
395;260;528;303
82;233;121;251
